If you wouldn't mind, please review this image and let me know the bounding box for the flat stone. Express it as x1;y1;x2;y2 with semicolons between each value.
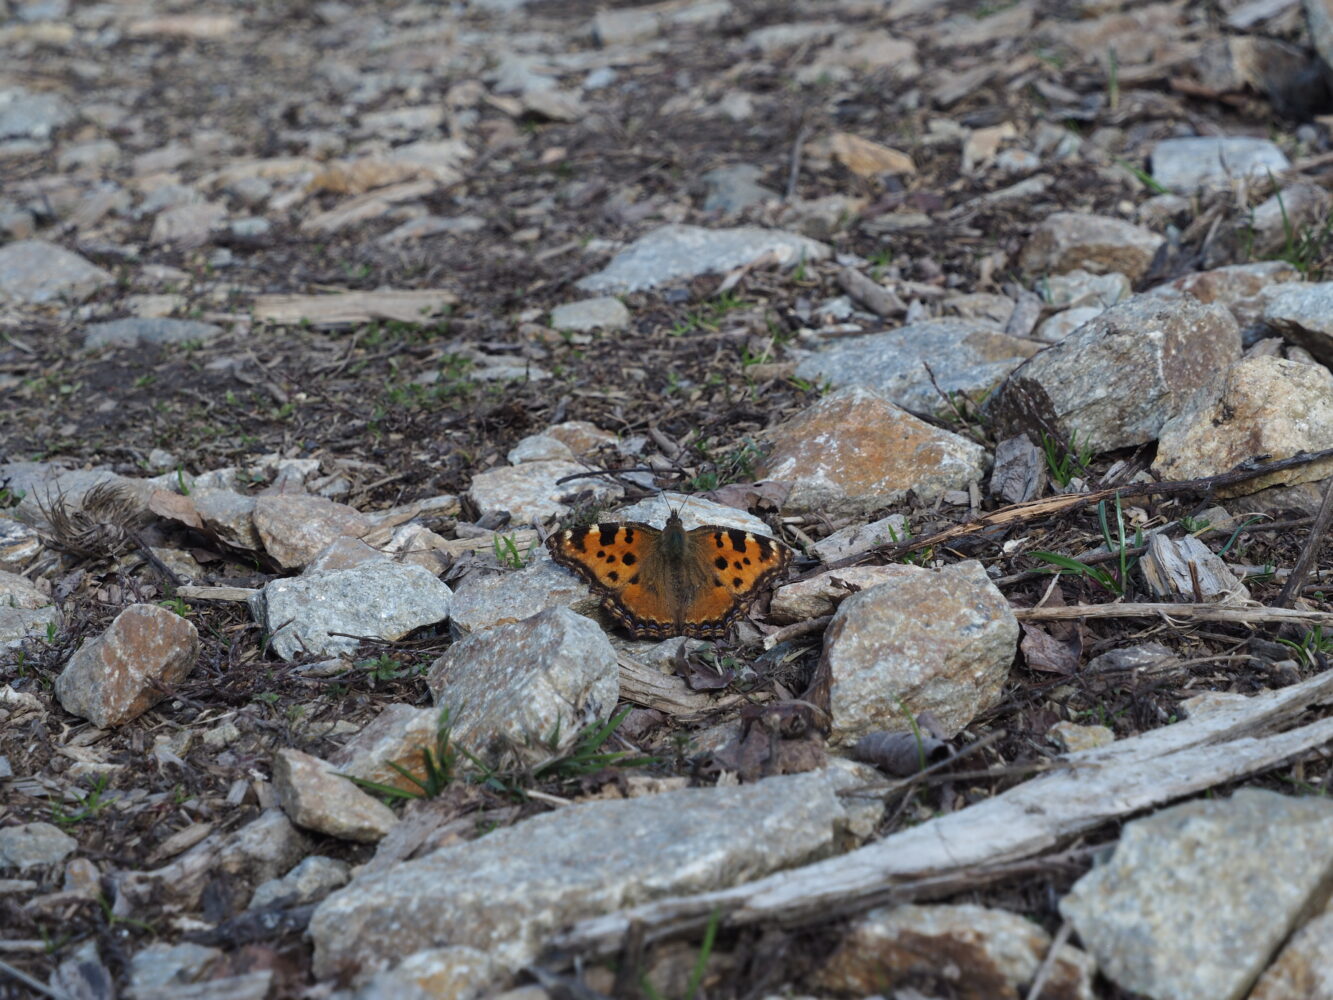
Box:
549;297;630;332
426;607;619;765
0;88;74;139
1150;260;1303;344
468;460;623;522
252;494;373;570
0;570;49;610
1263;281;1333;367
1151;135;1291;194
814;903;1095;998
354;947;498;1000
309;768;860;981
127;942;225;997
771;565;913;622
757;386;989;515
149;201;226;246
0;519;43;572
1060;789;1333;1000
1154;356;1333;495
1047;721;1115;753
821;561;1018;743
0;822;77;871
702;163;779;213
449;557;595;635
809;513;909;564
576;224;830;294
1019;212;1164;282
251;560;453;661
794;320;1040;418
55;604;200;728
0;605;60;650
189;488;261;550
1040;269;1130;309
249;855;351;910
83;317;223;350
989;295;1242;453
273;748;398;843
0;239;112;304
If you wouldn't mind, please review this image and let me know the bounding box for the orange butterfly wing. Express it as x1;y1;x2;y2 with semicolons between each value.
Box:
679;525;792;636
546;522;672;637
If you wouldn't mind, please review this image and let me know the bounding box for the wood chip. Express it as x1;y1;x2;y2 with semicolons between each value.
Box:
253;289;458;329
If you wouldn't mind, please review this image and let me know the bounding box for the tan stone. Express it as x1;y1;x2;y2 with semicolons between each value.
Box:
252;495;373;570
273;748;397;843
55;604;199;728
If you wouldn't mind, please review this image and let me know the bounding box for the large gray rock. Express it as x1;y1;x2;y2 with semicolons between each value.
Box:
1250;907;1333;1000
1061;789;1333;1000
577;224;830;294
0;239;112;304
426;607;618;765
468;460;622;522
757;386;989;515
448;558;594;635
310;768;860;982
1263;281;1333;367
989;296;1242;453
820;561;1018;743
1151;135;1290;194
793;320;1039;418
1154;356;1333;495
251;561;452;661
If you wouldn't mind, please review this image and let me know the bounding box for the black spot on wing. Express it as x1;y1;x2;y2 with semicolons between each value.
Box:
607;571;619;582
566;526;590;552
732;576;743;588
622;552;637;566
726;529;748;551
598;525;618;547
754;535;774;560
712;532;725;549
714;556;728;570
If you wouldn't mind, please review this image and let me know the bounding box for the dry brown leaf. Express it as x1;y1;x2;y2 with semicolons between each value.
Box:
831;132;915;177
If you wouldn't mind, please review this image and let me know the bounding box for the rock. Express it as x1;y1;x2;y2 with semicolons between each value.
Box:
309;768;859;982
250;560;453;661
329;703;442;795
1154;356;1333;495
468;460;623;522
989;434;1047;504
809;513;910;564
55;604;200;728
0;605;61;649
1250;907;1333;1000
0;569;49;609
576;224;830;294
830;132;915;177
449;558;594;634
0;239;112;304
770;565;912;622
273;748;398;843
1151;135;1290;194
83;317;223;350
0;822;77;871
548;297;630;332
1020;212;1164;283
1041;269;1130;309
821;561;1018;743
1236;183;1331;262
0;87;74;139
425;607;619;765
814;903;1095;998
354;946;498;1000
188;488;261;550
1151;260;1303;344
507;436;574;463
0;518;43;571
113;809;308;918
756;386;990;516
701;163;777;213
252;494;373;570
254;289;458;329
798;30;920;84
793;320;1040;418
249;855;351;910
149;201;226;246
57;139;119;172
127;942;225;997
1263;281;1333;367
989;296;1241;453
1060;789;1333;1000
1047;721;1115;752
126;14;241;38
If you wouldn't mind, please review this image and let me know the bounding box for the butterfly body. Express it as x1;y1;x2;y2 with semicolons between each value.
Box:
546;509;792;639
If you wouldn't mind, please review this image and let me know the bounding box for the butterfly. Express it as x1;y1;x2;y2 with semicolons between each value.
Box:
546;508;792;639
